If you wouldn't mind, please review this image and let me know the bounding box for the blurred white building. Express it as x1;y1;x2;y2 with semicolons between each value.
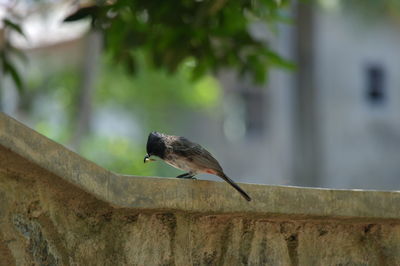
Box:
205;3;400;189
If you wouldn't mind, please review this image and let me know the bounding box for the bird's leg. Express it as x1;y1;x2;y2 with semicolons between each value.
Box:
176;173;191;178
176;173;197;179
187;174;196;180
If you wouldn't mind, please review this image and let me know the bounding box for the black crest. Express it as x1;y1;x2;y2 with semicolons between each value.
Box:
146;132;167;159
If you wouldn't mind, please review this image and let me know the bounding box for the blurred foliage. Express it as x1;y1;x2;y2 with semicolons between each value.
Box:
94;52;221;175
96;53;220;107
26;51;220;176
0;16;27;92
339;0;400;23
5;0;293;175
65;0;293;83
79;135;156;176
95;52;220;121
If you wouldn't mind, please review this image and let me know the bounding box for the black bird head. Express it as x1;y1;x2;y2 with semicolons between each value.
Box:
144;131;166;162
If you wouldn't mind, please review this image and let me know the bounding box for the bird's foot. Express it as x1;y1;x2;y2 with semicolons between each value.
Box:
176;173;196;179
176;173;189;178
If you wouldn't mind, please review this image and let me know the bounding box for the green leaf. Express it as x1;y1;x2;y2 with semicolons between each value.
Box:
266;51;296;70
2;58;23;92
63;5;99;22
5;44;28;62
3;19;25;38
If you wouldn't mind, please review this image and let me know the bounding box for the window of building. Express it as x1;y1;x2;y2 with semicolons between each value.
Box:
223;86;266;141
366;64;386;105
240;88;265;137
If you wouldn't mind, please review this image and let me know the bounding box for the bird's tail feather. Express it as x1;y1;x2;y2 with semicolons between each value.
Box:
218;173;251;201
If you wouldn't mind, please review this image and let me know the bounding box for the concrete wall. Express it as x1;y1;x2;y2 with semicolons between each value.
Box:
1;113;400;265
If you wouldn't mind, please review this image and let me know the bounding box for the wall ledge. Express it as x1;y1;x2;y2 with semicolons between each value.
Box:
1;112;399;221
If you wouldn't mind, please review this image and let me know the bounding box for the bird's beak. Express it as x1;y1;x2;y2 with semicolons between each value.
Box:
144;154;156;163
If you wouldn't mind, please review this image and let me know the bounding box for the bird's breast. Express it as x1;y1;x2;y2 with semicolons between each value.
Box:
164;154;199;173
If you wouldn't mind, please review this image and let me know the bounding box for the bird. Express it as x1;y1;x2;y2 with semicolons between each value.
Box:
144;131;251;201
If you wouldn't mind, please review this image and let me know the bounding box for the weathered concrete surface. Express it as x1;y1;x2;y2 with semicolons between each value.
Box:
1;112;400;265
1;113;400;220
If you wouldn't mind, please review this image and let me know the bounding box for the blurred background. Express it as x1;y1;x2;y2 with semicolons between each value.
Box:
1;0;399;189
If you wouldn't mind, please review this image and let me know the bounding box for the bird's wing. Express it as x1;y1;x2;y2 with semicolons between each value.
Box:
170;137;223;172
169;136;251;201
